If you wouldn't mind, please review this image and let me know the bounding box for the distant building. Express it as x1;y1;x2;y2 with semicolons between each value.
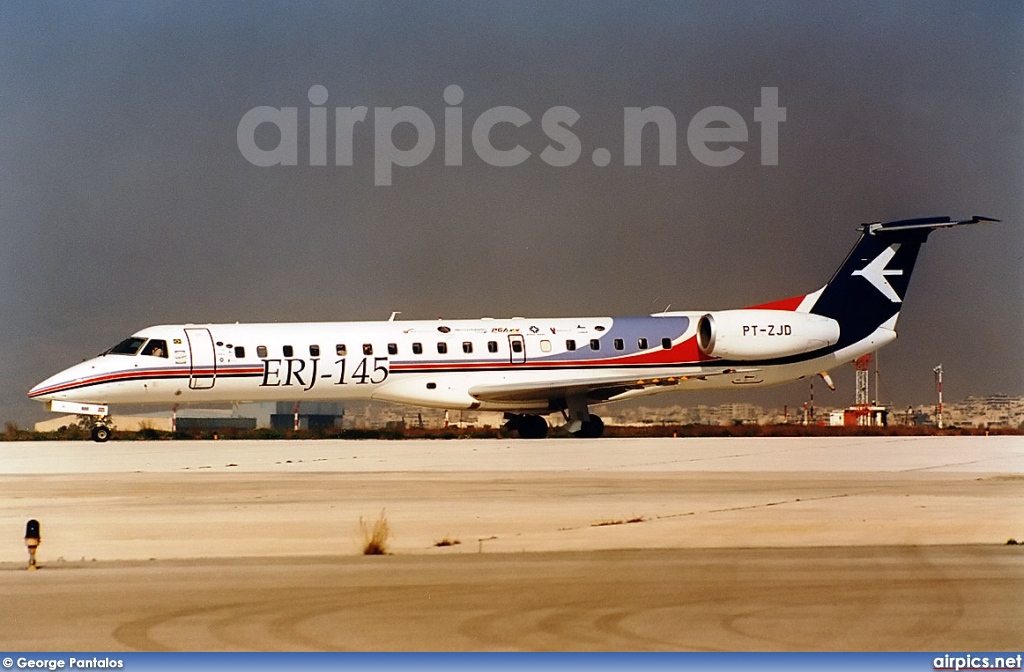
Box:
35;414;173;433
34;407;259;433
828;406;888;427
268;401;343;431
32;394;1024;433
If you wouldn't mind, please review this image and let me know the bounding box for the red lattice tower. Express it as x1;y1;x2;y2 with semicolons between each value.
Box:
854;354;872;409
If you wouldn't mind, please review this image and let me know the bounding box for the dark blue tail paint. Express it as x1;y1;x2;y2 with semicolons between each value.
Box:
809;216;997;350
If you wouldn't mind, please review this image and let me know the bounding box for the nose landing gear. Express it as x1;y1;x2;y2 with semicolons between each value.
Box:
89;423;112;442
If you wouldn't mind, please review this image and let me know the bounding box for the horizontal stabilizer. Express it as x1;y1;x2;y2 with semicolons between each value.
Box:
866;215;1000;235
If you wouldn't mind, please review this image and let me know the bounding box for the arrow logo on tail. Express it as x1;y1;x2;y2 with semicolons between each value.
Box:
852;243;904;302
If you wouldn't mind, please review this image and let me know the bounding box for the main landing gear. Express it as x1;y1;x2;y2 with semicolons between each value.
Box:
503;413;549;439
573;414;604;438
563;396;605;438
503;409;606;439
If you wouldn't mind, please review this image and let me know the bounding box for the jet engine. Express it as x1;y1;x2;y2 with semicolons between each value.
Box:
696;309;840;360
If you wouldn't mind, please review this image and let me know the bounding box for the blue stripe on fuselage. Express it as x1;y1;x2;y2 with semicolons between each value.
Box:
529;316;691;362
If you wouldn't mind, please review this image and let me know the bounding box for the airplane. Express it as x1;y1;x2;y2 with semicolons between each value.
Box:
29;215;998;442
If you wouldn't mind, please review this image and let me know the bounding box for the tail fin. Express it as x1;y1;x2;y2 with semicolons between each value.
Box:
808;216;998;349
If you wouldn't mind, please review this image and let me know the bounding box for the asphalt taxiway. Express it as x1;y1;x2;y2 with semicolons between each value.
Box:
1;436;1021;650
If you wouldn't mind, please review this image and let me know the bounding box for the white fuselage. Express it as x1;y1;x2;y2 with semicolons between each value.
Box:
28;313;893;414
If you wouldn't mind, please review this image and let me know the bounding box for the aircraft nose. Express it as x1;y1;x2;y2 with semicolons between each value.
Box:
28;374;62;401
27;362;89;401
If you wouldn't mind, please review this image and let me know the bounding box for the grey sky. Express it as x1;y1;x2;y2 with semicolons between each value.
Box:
2;1;1021;425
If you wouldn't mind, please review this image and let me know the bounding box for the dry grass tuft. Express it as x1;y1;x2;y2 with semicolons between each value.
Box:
593;519;623;527
360;509;391;555
434;536;461;547
592;515;646;528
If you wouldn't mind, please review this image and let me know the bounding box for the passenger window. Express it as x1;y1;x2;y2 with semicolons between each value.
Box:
412;342;423;355
662;338;672;349
487;341;498;353
309;345;320;357
590;339;600;351
363;344;373;355
283;345;294;357
613;338;624;350
540;340;552;352
437;342;448;354
638;338;649;349
511;340;523;353
141;339;168;358
234;346;245;358
388;343;398;355
336;344;347;356
566;339;576;351
257;345;268;358
462;342;473;354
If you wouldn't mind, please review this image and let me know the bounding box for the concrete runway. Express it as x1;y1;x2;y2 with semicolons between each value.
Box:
1;436;1022;650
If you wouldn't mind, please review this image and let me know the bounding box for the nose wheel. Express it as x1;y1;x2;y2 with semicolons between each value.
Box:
90;423;111;442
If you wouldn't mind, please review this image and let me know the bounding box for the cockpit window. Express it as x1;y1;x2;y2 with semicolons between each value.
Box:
141;339;168;358
107;336;146;355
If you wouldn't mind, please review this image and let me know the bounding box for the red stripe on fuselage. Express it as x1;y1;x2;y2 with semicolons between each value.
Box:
27;365;264;397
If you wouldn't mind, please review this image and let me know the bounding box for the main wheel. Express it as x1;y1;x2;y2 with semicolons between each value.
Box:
91;425;111;442
576;415;604;438
516;415;549;439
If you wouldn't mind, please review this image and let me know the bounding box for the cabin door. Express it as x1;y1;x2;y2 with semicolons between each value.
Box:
508;334;526;364
185;327;217;389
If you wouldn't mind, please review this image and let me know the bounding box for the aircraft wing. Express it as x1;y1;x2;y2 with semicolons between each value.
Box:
468;367;760;405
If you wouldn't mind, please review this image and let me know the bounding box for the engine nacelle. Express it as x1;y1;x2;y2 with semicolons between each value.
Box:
696;309;840;360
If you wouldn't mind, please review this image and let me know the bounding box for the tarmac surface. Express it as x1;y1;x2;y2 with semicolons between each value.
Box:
1;436;1022;650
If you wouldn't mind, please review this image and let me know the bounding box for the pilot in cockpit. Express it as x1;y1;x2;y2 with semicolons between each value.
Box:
140;339;167;358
